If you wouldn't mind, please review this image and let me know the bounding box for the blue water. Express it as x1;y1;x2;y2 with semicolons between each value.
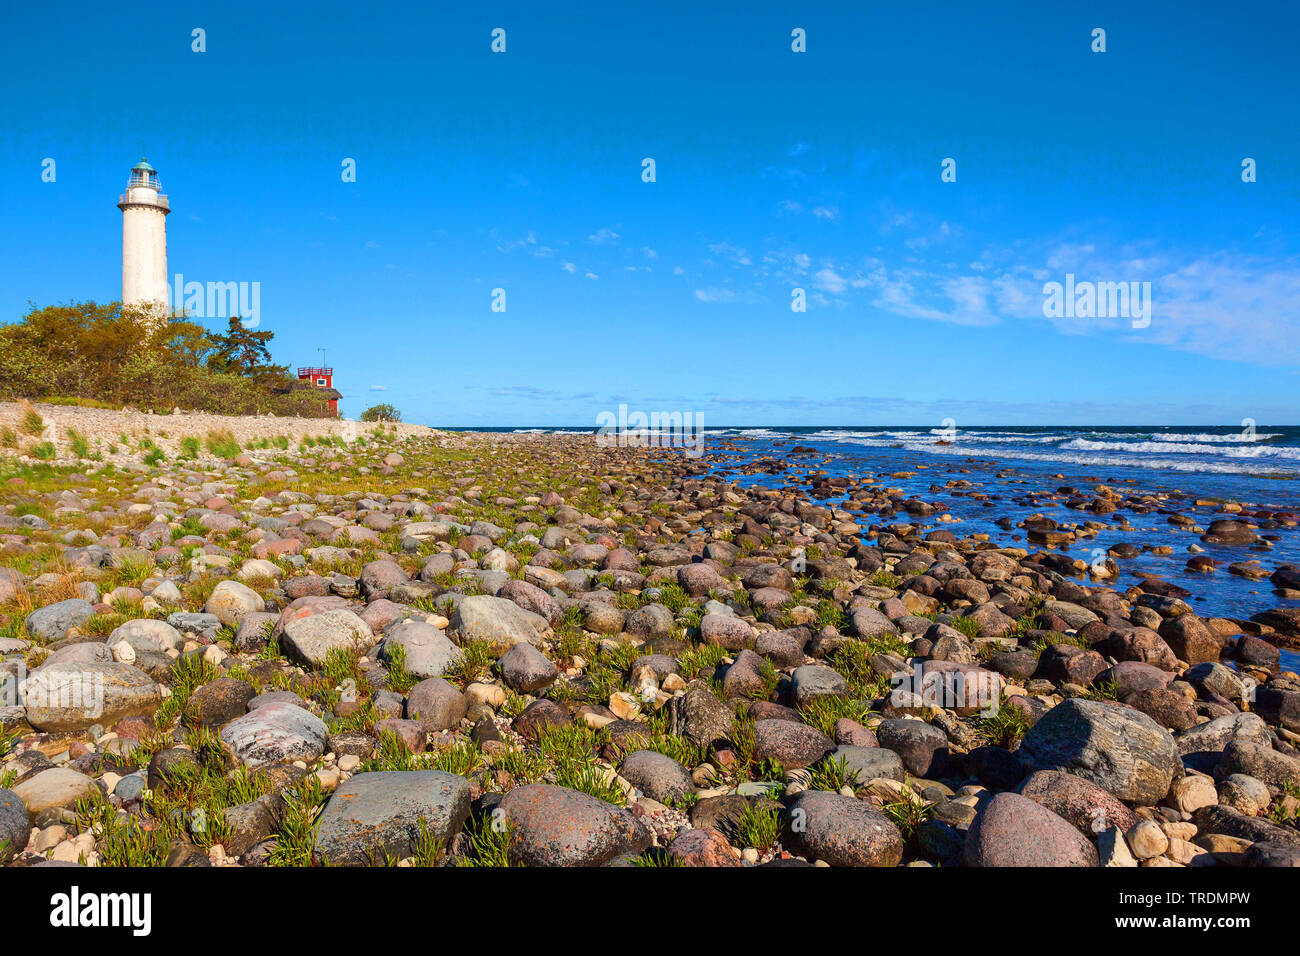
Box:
699;425;1300;672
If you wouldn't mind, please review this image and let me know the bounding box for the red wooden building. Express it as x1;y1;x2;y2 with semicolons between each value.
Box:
297;366;340;416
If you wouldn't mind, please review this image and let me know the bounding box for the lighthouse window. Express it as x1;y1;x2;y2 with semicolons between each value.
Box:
317;377;327;386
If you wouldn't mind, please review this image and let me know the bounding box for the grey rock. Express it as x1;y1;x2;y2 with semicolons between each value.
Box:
783;790;904;866
619;750;695;804
824;745;906;784
1020;698;1179;804
21;662;162;733
498;642;558;693
24;599;95;641
280;608;375;667
790;664;849;709
219;701;328;768
405;678;467;731
668;683;734;747
447;595;550;653
877;718;950;778
315;770;471;865
378;619;464;679
0;788;28;862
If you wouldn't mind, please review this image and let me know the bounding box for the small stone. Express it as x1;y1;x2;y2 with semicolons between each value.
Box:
1127;820;1170;860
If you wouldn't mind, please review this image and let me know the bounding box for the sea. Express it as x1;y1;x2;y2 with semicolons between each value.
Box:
485;424;1300;670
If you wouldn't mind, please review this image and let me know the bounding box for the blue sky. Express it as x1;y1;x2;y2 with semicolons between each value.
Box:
2;1;1298;426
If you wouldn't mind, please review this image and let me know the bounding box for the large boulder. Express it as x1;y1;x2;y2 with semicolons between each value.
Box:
107;619;184;655
753;719;834;770
783;790;904;866
12;768;100;822
498;784;651;866
204;580;266;628
1175;712;1272;767
280;608;375;667
24;599;95;641
1017;769;1138;836
964;792;1100;867
219;701;328;768
21;662;162;733
447;596;550;653
314;770;471;865
1216;740;1300;794
377;619;464;679
1019;698;1179;804
1158;615;1222;665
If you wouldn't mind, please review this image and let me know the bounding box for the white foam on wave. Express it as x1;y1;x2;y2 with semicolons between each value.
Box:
1151;432;1282;443
1061;439;1300;460
906;442;1300;476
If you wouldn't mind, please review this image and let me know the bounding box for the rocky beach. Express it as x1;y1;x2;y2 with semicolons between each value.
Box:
0;411;1298;869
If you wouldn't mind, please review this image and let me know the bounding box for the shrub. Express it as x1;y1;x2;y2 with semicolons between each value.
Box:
66;428;90;458
0;302;334;418
360;403;401;422
204;429;241;458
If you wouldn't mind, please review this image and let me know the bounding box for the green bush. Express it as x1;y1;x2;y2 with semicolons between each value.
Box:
0;302;334;418
360;403;401;422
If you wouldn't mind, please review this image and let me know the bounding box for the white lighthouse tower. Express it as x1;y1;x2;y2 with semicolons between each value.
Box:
117;158;171;327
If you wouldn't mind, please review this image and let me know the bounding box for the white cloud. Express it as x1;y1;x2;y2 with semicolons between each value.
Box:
588;228;620;244
562;262;577;273
369;385;388;392
812;205;840;222
813;267;846;295
707;242;752;266
694;288;736;302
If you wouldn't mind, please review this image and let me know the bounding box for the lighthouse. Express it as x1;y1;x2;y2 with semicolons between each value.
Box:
117;158;171;327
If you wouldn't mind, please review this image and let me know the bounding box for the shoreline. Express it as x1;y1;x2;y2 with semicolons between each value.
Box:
0;425;1298;869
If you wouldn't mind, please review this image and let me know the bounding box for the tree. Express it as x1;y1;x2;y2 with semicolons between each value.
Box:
205;317;281;378
360;403;401;422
